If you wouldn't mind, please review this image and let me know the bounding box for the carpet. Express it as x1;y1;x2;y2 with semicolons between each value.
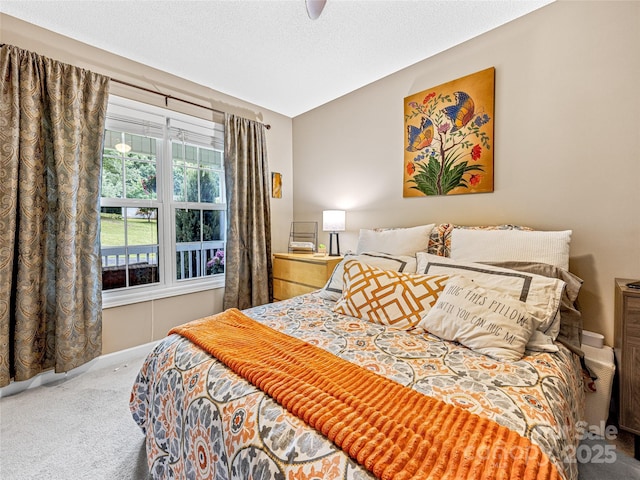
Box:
577;434;640;480
1;349;638;479
0;355;150;480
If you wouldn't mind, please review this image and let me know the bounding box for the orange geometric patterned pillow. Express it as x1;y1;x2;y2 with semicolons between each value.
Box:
332;260;449;329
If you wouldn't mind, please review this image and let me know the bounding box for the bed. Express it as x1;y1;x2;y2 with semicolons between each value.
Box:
130;224;587;480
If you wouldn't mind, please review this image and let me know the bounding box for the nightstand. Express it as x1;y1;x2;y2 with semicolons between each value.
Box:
614;278;640;459
273;253;342;301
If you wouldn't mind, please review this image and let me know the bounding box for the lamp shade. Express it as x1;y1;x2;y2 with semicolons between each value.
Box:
115;142;132;153
322;210;345;232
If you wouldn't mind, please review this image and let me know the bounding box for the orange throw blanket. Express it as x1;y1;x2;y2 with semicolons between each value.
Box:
170;308;560;480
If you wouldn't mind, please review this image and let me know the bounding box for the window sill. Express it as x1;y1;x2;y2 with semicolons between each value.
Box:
102;276;225;309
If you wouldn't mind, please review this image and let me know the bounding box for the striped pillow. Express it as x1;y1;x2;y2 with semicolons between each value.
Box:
318;252;417;302
450;228;571;271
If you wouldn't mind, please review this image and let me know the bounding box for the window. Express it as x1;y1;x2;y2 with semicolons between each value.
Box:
100;97;225;306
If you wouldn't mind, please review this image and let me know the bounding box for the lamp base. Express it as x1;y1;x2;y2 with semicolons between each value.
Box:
328;232;341;256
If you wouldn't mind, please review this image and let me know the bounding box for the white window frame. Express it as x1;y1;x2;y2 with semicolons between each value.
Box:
101;96;225;309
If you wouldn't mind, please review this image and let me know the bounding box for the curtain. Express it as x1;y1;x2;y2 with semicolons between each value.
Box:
223;114;272;310
0;45;110;387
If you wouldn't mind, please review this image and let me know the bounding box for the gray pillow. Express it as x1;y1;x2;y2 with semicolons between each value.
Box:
483;261;583;351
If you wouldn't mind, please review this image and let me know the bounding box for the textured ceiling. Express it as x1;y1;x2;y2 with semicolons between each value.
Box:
0;0;552;117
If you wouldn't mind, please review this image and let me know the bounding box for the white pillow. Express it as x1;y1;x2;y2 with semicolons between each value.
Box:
418;276;541;361
416;253;564;351
356;224;435;256
450;228;572;271
318;252;418;302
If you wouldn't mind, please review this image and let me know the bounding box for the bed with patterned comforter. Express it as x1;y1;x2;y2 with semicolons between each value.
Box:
130;290;584;480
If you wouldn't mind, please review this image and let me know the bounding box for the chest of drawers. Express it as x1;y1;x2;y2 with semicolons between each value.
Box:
614;278;640;458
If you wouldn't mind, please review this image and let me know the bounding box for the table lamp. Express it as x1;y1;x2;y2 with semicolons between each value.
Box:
322;210;345;256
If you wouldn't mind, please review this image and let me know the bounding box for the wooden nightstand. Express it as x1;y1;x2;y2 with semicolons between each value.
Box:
273;253;342;301
614;278;640;459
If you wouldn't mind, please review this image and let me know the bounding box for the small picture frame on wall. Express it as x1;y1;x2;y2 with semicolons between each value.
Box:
272;172;282;198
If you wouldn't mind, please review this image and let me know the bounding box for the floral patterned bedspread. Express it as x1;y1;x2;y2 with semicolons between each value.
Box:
130;292;584;480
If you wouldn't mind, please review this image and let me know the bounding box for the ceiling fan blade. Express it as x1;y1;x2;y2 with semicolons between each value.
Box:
306;0;327;20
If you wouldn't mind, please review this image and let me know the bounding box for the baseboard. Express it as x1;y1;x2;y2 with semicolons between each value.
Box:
0;340;160;398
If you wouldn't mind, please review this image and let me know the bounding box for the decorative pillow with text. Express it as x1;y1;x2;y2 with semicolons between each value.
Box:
416;252;564;350
418;276;541;361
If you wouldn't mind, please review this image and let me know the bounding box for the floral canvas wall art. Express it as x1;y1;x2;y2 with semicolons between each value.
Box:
404;67;495;197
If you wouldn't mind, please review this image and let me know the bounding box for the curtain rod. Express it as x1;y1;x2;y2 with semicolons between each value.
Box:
0;44;270;129
110;77;271;130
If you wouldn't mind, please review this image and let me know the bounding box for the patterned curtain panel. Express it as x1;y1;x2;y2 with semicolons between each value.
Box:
0;45;110;387
223;114;272;310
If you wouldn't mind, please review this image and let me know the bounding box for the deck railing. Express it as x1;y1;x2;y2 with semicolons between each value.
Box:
101;241;224;284
101;245;157;267
175;241;224;279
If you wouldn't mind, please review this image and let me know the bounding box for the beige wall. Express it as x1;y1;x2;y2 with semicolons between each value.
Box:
292;1;640;345
101;289;224;355
1;14;294;354
3;2;639;351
